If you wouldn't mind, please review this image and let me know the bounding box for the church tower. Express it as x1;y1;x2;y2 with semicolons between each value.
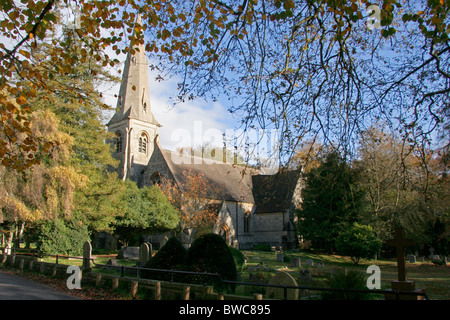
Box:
107;15;160;184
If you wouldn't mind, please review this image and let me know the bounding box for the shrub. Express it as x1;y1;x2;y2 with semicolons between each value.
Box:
186;233;237;292
36;218;90;256
141;236;187;282
252;244;271;251
321;269;374;300
335;223;382;264
229;247;245;272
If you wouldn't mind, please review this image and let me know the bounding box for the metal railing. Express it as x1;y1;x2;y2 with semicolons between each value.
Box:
1;247;430;300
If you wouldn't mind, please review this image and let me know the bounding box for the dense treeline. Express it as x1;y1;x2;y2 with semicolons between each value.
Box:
295;128;449;258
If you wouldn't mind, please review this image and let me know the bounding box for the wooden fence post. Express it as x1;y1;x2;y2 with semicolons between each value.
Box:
154;281;161;300
182;286;190;300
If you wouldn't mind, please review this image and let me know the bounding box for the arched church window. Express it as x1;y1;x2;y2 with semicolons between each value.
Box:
115;131;123;153
138;132;148;154
244;211;251;233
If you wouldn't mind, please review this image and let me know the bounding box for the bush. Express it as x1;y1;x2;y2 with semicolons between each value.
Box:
36;218;90;256
252;244;271;251
335;223;382;264
186;233;237;292
229;247;245;272
321;269;374;300
141;236;187;282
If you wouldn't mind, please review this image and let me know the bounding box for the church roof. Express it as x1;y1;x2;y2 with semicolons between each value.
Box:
157;146;301;211
159;148;258;203
252;169;302;213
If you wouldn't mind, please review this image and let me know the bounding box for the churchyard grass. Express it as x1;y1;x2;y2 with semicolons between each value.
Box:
239;250;449;300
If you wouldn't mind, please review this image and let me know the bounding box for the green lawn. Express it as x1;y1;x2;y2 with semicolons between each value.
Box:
239;250;450;300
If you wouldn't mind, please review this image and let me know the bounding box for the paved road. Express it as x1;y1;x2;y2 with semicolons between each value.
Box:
0;270;78;300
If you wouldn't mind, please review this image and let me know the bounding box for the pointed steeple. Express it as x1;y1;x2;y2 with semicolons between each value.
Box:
108;15;159;127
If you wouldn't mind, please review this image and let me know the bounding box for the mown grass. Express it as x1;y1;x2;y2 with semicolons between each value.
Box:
240;249;449;300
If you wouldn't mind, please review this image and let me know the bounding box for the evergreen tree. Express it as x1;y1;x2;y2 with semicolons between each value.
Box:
113;182;179;247
297;151;365;252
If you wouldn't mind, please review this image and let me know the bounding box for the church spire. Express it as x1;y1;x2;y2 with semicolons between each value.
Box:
108;14;159;127
107;14;161;183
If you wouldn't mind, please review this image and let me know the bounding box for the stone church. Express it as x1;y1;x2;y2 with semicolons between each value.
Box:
106;26;303;250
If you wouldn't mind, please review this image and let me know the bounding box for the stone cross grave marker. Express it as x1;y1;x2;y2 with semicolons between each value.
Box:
83;241;92;269
266;271;299;300
385;227;414;282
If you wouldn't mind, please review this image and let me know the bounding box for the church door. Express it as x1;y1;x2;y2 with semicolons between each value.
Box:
218;225;230;245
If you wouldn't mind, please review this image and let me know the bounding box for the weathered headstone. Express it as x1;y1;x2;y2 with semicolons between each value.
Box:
276;253;284;262
266;271;299;300
118;246;139;260
298;269;312;283
305;259;313;266
139;243;151;265
408;255;416;263
291;257;301;268
83;241;92;269
316;261;324;268
428;247;435;259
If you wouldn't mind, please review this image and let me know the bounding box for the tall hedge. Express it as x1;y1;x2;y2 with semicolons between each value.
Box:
186;233;237;292
141;236;187;282
36;218;90;256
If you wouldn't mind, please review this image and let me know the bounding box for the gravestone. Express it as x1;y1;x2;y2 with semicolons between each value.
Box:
428;247;435;259
276;253;284;262
298;269;312;283
118;246;139;260
266;271;299;300
384;227;425;300
291;257;301;268
408;255;416;263
83;241;92;269
103;258;119;271
305;259;313;266
316;261;324;268
139;243;151;265
385;228;414;282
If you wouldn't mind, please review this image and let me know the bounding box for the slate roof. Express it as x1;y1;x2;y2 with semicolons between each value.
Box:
160;148;258;203
252;169;302;214
158;147;301;212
